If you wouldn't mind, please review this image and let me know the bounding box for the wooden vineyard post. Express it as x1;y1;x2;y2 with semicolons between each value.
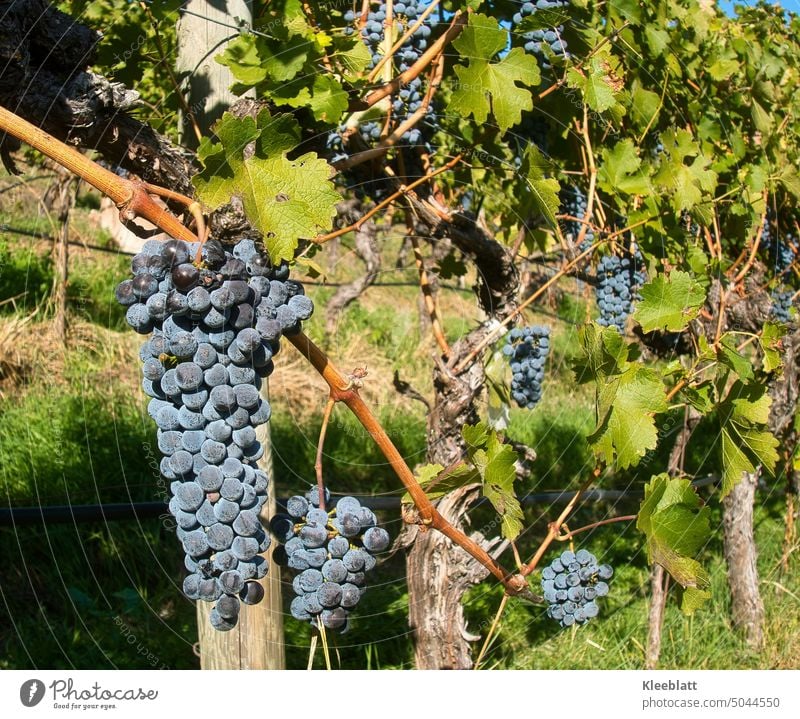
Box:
177;1;285;668
176;0;255;147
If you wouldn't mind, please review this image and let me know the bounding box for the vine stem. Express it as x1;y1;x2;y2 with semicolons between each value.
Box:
553;514;637;541
361;10;466;111
315;396;336;513
452;239;605;373
0;104;198;244
475;470;601;669
336;51;446;173
286;331;529;596
315;154;462;243
368;0;442;83
411;235;451;358
520;471;600;577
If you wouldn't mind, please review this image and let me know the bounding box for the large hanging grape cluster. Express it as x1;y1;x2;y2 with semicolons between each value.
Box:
115;237;314;631
541;549;612;628
559;185;593;244
344;1;436;147
270;487;390;632
503;325;550;409
763;219;797;324
595;248;647;332
513;1;570;69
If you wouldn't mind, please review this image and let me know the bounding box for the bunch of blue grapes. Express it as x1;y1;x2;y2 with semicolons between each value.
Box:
343;1;436;147
595;248;646;332
560;185;593;244
541;549;612;628
770;288;795;324
513;1;570;68
270;487;390;632
503;325;550;409
115;237;314;631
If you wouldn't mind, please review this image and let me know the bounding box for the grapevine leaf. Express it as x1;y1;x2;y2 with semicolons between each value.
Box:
193;110;339;263
759;321;786;373
474;433;523;540
577;325;667;468
597;140;651;196
217;32;309;85
653;130;718;211
778;167;800;200
717;335;755;380
519;144;560;227
681;382;714;414
679;587;712;614
459;423;524;540
449;16;539;132
452;12;509;58
402;463;480;503
516;9;571;32
485;347;511;431
717;381;779;498
633;270;706;332
589;364;668;469
637;474;711;604
566;56;620;113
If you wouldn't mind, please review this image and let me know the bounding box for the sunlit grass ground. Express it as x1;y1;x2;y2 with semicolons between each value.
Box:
1;174;798;669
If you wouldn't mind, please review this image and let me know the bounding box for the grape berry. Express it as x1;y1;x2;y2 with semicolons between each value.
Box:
503;325;550;409
270;487;390;632
116;236;314;631
541;549;612;627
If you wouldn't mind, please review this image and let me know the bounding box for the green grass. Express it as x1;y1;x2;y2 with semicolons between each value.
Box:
0;210;797;670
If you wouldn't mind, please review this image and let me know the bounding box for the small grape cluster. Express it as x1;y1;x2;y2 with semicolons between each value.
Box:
541;549;612;628
771;238;796;276
270;487;390;632
513;1;570;68
560;185;593;244
595;248;647;332
344;1;436;147
770;288;795;324
503;325;550;409
115;237;314;631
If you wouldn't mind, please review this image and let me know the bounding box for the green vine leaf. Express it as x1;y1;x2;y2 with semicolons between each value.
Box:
193;109;339;263
637;474;711;613
634;270;706;332
448;14;540;132
520;144;560;228
577;324;667;469
716;380;779;498
463;423;524;540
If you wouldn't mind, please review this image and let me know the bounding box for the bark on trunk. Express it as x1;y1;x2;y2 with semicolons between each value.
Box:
406;485;501;669
43;172;77;344
722;471;764;650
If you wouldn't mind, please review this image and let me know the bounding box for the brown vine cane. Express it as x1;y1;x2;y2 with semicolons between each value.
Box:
0;102;530;599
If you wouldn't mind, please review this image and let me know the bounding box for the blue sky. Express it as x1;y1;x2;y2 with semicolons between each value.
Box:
719;0;800;14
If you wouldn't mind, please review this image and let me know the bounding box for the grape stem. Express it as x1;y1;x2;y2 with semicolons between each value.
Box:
359;10;466;111
286;331;530;596
315;396;336;512
452;239;606;373
553;514;637;541
315;154;462;243
0;105;198;245
367;0;442;83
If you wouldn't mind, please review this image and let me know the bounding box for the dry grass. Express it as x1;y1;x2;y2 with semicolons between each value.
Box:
0;315;140;399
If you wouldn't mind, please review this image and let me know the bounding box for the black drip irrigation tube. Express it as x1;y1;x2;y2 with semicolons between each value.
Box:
0;477;719;527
